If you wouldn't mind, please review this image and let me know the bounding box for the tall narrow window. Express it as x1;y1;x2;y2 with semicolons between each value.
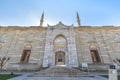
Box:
20;49;31;63
90;50;101;63
20;44;32;63
90;45;101;63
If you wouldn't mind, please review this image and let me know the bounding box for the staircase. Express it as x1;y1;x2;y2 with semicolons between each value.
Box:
28;66;93;77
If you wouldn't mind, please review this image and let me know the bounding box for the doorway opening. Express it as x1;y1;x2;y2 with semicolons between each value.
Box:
55;51;66;65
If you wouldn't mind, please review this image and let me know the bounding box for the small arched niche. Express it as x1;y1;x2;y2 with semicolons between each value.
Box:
54;35;67;48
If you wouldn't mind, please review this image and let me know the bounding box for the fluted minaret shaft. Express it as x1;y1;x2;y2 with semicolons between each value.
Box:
40;12;44;27
77;12;81;27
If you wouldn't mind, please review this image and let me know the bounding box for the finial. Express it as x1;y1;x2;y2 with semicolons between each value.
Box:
76;12;81;27
40;12;44;27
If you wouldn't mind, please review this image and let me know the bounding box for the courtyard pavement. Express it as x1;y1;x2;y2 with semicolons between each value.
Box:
3;71;113;80
8;75;108;80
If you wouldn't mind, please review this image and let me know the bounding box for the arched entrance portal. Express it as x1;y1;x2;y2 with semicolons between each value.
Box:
55;51;66;65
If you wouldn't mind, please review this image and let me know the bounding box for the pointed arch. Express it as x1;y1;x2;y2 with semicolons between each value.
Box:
53;34;67;48
54;34;67;40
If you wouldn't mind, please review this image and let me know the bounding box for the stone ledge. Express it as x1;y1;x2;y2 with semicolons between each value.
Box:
79;63;111;71
6;63;41;71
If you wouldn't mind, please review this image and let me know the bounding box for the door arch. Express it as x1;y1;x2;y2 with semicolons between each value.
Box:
55;51;66;65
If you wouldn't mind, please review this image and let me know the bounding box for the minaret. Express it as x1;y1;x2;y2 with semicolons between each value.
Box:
40;12;44;27
76;12;81;27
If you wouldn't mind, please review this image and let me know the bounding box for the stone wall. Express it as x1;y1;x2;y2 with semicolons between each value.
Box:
0;26;120;70
0;27;47;70
75;27;120;65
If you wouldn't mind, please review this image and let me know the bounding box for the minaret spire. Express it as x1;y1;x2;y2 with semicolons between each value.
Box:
76;12;81;27
40;12;44;27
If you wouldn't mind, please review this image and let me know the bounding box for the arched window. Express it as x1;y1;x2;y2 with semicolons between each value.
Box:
54;35;67;48
89;45;101;63
20;44;32;63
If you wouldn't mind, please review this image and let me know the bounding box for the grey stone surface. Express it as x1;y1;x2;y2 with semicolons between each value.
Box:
8;67;108;80
109;69;117;80
9;76;108;80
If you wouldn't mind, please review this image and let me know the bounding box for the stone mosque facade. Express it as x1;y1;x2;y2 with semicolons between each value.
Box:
0;13;120;71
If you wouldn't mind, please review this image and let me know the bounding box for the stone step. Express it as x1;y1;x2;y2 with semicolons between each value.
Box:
28;67;91;77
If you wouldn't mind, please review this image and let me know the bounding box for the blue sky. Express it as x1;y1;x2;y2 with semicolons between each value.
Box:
0;0;120;26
